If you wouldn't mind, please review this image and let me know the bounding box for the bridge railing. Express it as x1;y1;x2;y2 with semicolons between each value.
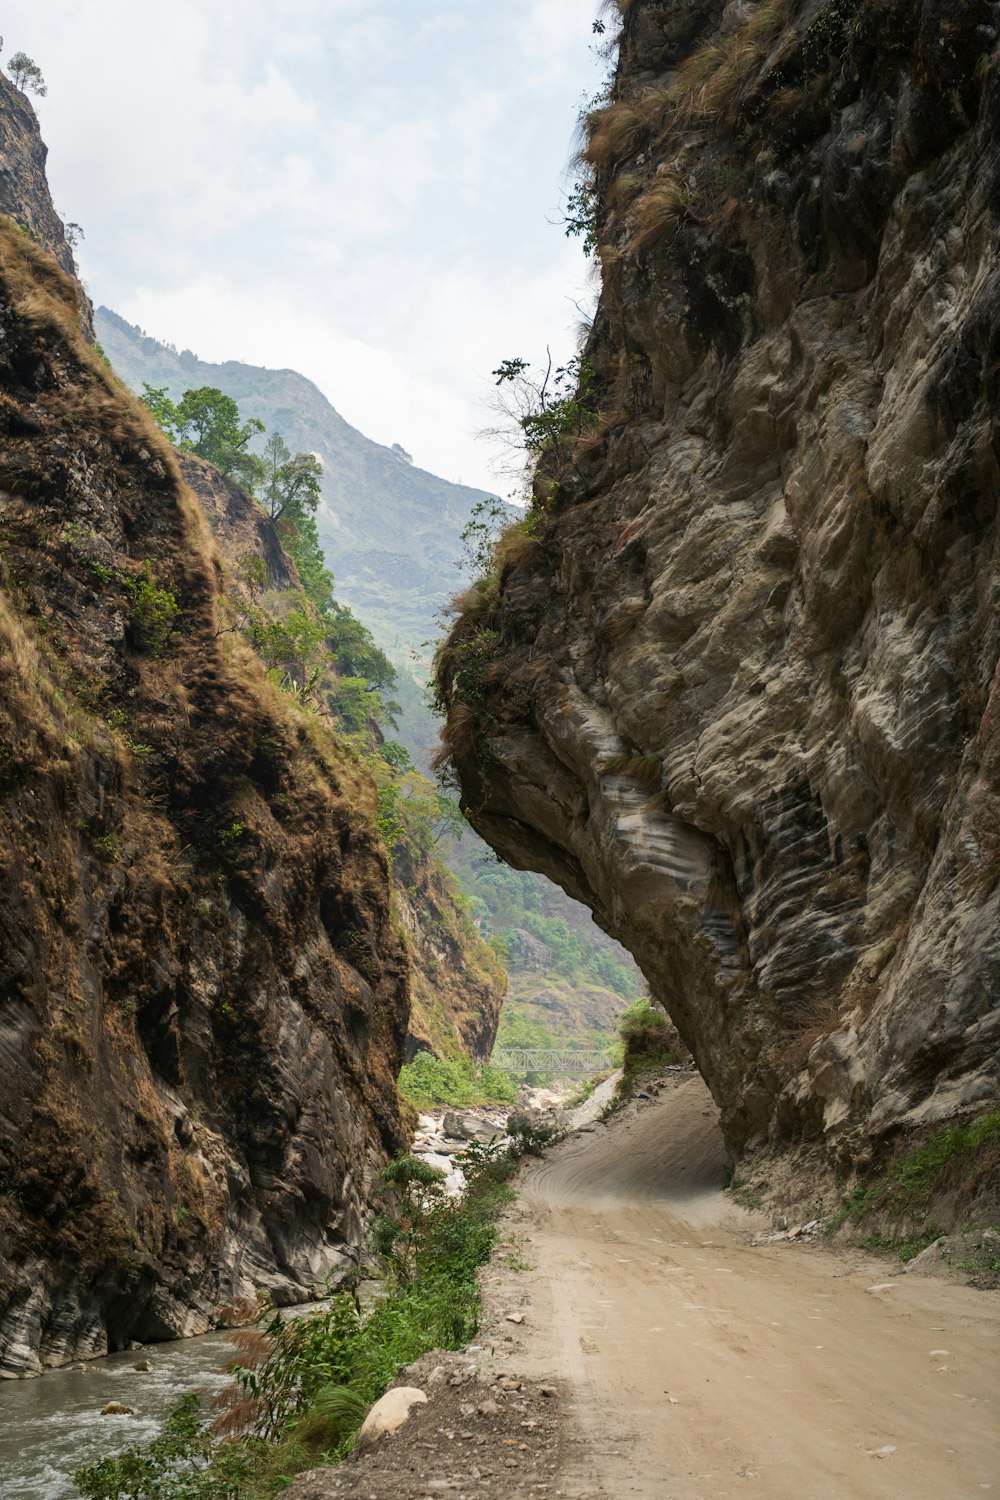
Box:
490;1048;614;1077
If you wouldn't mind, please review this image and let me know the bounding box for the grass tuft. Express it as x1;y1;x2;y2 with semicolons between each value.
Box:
628;179;686;252
581;103;645;170
826;1108;1000;1251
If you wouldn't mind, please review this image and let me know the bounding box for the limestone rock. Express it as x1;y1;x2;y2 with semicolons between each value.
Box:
357;1386;428;1445
437;0;1000;1195
442;1111;502;1143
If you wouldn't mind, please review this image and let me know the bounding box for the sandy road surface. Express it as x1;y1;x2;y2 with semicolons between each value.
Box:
507;1076;999;1500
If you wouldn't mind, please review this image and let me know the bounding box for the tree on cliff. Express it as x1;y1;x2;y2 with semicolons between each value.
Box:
487;350;597;473
7;52;46;96
141;384;264;483
259;432;322;524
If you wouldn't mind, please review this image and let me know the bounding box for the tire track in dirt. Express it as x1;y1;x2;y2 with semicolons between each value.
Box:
501;1076;999;1500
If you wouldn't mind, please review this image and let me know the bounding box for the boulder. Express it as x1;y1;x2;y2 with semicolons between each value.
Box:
356;1386;427;1446
443;1111;501;1144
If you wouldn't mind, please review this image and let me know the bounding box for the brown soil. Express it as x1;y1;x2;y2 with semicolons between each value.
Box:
292;1075;1000;1499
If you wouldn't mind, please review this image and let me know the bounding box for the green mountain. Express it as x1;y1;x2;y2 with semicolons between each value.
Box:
95;306;497;662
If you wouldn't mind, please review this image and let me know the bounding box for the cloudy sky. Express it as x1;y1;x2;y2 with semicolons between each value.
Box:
7;1;609;491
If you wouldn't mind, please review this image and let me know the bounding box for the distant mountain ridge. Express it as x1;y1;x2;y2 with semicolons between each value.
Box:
95;307;498;662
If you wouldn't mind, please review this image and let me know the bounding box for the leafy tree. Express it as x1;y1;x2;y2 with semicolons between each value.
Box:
562;178;599;256
281;510;395;691
328;675;393;735
246;606;327;702
176;386;264;479
458;494;510;578
285;510;335;614
260;431;322;524
322;599;396;691
235;549;269;598
140;384;179;439
379;740;413;774
141;384;264;482
391;772;466;856
8;52;46;96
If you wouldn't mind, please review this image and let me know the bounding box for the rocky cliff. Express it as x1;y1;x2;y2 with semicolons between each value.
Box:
0;220;413;1375
0;69;92;334
176;450;506;1069
391;843;505;1064
438;0;1000;1193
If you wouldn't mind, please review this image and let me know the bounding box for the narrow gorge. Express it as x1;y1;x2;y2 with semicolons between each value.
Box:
0;3;998;1494
438;0;1000;1199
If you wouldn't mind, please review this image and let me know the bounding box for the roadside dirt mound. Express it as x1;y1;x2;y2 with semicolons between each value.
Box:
287;1353;567;1500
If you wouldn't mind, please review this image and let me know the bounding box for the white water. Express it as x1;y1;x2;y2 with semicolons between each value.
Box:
0;1329;237;1500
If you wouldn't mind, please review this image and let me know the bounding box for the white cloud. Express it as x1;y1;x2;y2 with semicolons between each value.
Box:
6;0;605;491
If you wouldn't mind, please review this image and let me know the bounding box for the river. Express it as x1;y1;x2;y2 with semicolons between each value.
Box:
0;1325;239;1500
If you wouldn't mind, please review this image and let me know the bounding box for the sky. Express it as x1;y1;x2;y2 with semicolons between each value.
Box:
6;1;610;491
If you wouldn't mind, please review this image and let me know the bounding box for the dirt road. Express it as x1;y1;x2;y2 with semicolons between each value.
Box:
505;1075;999;1500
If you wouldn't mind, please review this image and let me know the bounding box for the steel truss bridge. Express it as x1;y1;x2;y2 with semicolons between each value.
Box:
490;1048;614;1077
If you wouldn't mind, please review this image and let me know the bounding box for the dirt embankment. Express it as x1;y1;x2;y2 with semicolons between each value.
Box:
292;1076;999;1499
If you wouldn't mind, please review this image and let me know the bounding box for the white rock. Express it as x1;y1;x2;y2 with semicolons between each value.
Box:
357;1386;427;1445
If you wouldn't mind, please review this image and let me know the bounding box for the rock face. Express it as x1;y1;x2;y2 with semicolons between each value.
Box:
438;0;1000;1182
0;222;410;1374
392;842;506;1064
177;451;506;1068
0;69;93;332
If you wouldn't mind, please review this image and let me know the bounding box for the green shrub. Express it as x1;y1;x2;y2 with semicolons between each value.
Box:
125;563;179;655
602;997;680;1116
397;1051;517;1109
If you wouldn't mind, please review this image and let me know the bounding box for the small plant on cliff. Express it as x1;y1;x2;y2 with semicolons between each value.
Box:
7;51;46;96
124;562;179;655
826;1107;1000;1252
562;176;600;256
458;495;511;578
245;607;328;704
603;997;681;1115
444;627;501;709
488;351;598;472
